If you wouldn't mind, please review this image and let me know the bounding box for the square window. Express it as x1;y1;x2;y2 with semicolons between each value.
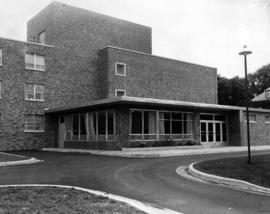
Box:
115;89;126;97
24;115;44;132
25;53;45;71
24;83;45;101
115;63;126;76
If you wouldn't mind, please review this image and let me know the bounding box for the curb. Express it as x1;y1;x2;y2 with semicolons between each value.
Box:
0;184;182;214
42;148;161;158
43;146;270;158
187;162;270;196
0;158;44;166
0;152;44;167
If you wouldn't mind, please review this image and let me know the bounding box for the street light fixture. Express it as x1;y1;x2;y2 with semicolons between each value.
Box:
239;45;252;164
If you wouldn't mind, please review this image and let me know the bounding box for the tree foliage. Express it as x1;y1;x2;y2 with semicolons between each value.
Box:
248;64;270;97
218;63;270;106
218;75;251;106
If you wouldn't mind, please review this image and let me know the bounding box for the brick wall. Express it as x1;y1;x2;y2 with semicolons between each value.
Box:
26;1;152;109
227;111;241;146
104;47;218;103
241;111;270;146
0;38;54;150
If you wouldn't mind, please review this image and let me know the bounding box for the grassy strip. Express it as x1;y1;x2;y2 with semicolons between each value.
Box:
194;154;270;188
0;186;146;214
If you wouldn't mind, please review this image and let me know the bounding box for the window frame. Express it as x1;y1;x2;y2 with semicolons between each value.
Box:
38;31;46;44
24;115;44;132
159;111;194;139
25;53;45;71
115;62;126;77
130;109;157;141
129;109;194;141
24;83;45;101
115;89;126;97
64;110;116;142
94;110;116;141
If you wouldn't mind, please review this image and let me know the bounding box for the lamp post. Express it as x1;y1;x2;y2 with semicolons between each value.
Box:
239;46;252;164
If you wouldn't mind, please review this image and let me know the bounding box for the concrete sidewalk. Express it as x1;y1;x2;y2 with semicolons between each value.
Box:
43;145;270;157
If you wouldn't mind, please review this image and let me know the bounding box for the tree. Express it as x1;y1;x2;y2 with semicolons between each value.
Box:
248;64;270;97
218;75;253;106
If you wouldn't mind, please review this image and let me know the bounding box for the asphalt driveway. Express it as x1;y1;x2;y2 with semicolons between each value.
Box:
1;151;270;214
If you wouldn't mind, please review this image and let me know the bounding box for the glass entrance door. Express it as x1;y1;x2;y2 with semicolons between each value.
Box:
200;121;226;143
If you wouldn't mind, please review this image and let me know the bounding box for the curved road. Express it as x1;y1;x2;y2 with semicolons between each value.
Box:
1;151;270;214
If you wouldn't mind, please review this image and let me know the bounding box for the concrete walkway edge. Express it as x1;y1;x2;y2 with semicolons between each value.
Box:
43;145;270;157
0;157;44;166
187;162;270;196
0;184;182;214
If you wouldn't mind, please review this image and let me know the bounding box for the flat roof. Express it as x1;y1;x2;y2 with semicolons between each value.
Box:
0;36;54;48
101;46;217;70
45;96;270;114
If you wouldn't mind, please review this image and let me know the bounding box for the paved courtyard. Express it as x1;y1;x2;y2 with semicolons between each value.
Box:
1;151;270;214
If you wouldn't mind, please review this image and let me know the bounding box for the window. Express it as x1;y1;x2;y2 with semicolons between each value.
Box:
65;114;87;141
115;89;126;97
130;110;156;140
92;111;115;141
24;83;45;101
130;110;194;141
24;115;44;132
244;114;256;123
115;62;126;76
0;48;2;66
159;111;193;140
200;114;226;121
38;31;45;44
265;115;270;124
65;111;115;141
0;80;1;98
25;53;45;71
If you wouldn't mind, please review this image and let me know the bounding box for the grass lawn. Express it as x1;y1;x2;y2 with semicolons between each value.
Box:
194;154;270;188
0;186;146;214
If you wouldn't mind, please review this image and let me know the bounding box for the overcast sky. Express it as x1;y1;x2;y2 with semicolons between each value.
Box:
0;0;269;78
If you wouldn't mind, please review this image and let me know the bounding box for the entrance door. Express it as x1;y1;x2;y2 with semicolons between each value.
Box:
58;116;65;148
200;121;226;144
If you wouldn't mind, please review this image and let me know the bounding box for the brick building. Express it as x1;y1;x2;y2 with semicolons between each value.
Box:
0;2;270;151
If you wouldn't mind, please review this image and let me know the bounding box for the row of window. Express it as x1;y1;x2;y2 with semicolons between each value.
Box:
0;82;126;100
63;110;194;142
130;110;194;141
0;114;44;132
0;81;44;101
115;62;126;96
0;49;124;74
64;111;115;141
0;48;45;71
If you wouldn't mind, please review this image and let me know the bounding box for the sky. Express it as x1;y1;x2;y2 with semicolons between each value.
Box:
0;0;269;78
